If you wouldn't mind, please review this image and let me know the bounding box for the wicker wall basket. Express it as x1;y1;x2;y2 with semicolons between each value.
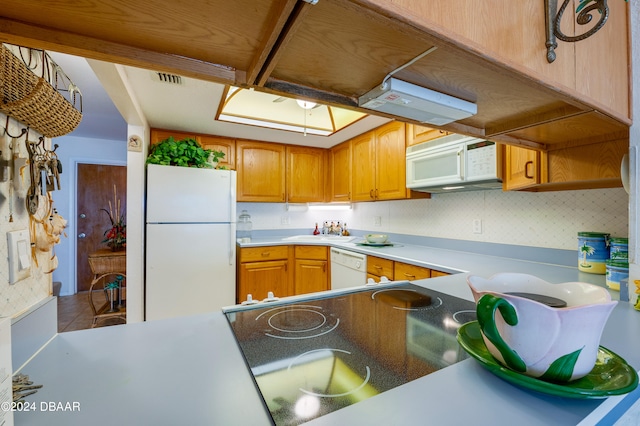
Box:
0;44;82;137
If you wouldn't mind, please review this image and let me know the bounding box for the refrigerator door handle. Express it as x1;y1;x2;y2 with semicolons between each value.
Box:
229;225;234;265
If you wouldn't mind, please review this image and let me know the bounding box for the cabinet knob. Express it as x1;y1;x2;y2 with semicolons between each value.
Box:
78;233;86;239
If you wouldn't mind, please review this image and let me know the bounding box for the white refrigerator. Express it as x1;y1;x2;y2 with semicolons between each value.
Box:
145;164;236;321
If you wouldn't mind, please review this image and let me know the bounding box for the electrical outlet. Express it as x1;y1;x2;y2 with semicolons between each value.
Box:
281;216;290;225
473;219;482;234
374;216;382;226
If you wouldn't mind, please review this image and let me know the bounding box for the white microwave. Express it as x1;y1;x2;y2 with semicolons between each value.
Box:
406;134;502;193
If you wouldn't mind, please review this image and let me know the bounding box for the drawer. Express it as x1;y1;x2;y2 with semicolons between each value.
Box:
367;256;394;278
240;245;289;262
294;245;328;260
394;262;431;281
431;270;450;277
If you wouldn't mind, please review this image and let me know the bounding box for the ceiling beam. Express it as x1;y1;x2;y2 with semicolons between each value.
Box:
254;1;315;87
245;0;299;86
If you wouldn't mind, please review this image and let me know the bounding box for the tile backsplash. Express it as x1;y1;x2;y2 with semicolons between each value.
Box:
240;187;629;251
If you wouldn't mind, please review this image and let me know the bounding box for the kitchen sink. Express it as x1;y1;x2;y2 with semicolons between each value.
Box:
281;235;356;242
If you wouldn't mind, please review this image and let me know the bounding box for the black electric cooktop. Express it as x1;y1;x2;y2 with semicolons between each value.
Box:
224;283;476;425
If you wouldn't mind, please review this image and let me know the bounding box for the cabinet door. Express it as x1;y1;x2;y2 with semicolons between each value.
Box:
150;128;197;145
394;262;431;281
294;259;328;295
503;145;542;191
351;132;376;201
286;146;326;202
375;122;407;200
330;141;352;202
367;256;394;280
199;135;235;170
406;124;451;146
238;260;290;302
236;140;286;202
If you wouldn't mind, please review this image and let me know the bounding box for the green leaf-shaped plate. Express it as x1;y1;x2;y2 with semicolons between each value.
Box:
457;321;638;399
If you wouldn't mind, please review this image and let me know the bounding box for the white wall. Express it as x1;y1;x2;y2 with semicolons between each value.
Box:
0;114;50;317
50;135;127;296
240;187;629;251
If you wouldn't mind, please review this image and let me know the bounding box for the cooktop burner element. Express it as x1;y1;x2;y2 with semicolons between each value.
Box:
258;305;339;340
225;282;476;425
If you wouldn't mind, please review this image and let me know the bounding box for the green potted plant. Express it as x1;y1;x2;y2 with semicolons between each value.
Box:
146;136;224;168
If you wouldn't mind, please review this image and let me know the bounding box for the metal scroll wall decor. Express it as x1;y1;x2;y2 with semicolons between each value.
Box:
545;0;610;63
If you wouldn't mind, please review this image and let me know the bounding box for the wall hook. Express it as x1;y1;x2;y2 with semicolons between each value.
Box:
3;116;28;139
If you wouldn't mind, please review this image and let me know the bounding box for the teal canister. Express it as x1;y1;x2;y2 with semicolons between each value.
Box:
605;260;629;291
609;237;628;260
578;232;610;274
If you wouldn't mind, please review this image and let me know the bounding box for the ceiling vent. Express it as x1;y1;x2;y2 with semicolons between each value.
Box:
152;72;183;85
358;78;476;126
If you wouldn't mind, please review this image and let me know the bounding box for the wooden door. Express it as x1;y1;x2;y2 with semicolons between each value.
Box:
394;262;431;281
330;141;352;202
407;124;451;146
238;260;290;302
503;145;541;191
375;122;407;200
236;140;286;202
294;259;328;295
351;132;376;201
77;164;127;292
286;146;325;202
199;135;236;170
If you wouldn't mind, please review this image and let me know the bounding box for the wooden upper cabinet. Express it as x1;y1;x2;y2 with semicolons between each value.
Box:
286;146;326;203
150;128;197;144
330;141;352;202
503;145;544;191
378;1;629;120
150;129;235;169
199;135;235;170
236;140;286;202
351;131;377;201
406;124;451;147
351;122;428;202
375;121;409;200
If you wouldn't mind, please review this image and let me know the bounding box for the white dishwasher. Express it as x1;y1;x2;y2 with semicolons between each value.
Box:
330;247;367;290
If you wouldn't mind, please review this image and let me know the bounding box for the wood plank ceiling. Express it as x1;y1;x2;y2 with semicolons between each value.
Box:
0;0;628;150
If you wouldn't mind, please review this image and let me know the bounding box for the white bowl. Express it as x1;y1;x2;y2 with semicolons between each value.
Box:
365;234;388;244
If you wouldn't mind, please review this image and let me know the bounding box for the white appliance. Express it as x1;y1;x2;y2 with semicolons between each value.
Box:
358;78;477;126
145;164;236;321
406;134;503;193
330;248;367;290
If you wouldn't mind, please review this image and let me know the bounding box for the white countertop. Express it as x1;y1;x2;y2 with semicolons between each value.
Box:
15;239;640;425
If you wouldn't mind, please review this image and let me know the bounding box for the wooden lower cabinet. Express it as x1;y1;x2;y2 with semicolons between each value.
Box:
394;262;431;281
368;256;448;282
366;255;394;282
237;245;331;303
237;245;292;303
293;246;329;294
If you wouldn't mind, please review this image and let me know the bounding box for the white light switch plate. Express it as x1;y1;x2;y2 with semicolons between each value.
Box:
8;229;31;284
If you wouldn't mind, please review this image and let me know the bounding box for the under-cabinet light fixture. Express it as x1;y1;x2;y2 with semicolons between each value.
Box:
307;203;352;211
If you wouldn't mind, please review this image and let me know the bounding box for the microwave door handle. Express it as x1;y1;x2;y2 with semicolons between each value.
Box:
457;148;464;180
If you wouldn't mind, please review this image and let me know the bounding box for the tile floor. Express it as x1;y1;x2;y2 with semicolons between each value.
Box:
57;291;126;332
